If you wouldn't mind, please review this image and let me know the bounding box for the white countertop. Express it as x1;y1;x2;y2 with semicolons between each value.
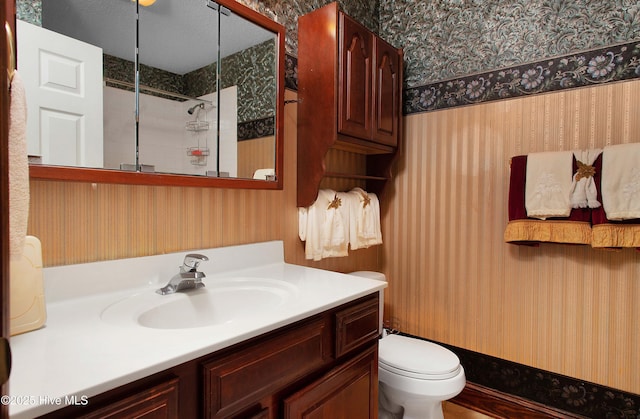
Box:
8;241;385;418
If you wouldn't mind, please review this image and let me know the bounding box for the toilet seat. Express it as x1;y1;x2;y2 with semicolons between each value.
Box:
379;334;461;380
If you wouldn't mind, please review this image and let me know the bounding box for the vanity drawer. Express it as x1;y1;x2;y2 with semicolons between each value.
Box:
77;377;179;419
202;317;331;418
335;294;379;358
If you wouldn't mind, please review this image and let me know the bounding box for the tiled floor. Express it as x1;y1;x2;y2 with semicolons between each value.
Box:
443;402;494;418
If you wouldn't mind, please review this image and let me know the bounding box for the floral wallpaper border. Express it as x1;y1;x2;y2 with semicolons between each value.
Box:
404;334;640;419
285;54;299;91
238;116;275;141
286;40;640;117
404;41;640;115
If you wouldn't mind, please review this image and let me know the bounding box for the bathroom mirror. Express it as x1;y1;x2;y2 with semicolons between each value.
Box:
25;0;284;189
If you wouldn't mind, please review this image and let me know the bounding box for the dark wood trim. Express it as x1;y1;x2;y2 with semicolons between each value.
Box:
451;382;587;419
29;164;281;189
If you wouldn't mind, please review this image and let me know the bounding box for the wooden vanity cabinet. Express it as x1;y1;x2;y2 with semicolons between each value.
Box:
297;2;403;207
40;293;380;419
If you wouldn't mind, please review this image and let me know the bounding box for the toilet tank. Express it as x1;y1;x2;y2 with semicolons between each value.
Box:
349;271;386;335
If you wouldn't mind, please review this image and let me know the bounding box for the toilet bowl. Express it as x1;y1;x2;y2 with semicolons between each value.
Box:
349;271;466;419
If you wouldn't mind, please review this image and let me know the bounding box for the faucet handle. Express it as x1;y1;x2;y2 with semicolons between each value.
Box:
182;253;209;271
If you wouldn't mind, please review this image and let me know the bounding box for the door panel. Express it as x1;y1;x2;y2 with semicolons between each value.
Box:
16;20;103;167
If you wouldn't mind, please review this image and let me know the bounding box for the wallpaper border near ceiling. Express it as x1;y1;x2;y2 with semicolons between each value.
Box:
286;40;640;117
403;40;640;115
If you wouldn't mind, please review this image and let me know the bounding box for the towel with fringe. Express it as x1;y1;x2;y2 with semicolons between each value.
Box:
601;143;640;220
504;155;592;246
525;151;574;220
590;153;640;249
9;71;30;261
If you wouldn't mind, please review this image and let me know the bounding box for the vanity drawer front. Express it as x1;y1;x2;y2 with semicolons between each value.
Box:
335;294;379;358
77;377;179;419
202;317;331;418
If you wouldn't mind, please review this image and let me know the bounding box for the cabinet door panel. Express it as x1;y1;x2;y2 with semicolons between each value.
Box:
202;318;330;418
338;13;373;141
284;344;378;419
372;38;400;147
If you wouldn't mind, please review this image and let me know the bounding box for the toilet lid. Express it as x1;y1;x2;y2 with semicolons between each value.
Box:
379;334;461;379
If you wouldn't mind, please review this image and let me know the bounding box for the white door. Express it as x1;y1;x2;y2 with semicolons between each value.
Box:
17;20;103;167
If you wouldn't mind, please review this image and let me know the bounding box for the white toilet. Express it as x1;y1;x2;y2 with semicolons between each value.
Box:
349;272;466;419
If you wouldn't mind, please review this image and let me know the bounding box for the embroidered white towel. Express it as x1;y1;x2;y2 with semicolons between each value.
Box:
320;190;349;259
601;143;640;220
348;188;383;249
525;151;573;220
298;189;350;261
9;72;30;261
569;149;601;209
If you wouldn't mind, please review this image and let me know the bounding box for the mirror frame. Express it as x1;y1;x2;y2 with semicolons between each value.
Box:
29;0;285;190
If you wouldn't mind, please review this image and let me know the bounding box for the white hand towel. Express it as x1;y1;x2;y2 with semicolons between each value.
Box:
368;193;383;246
319;190;349;259
348;188;383;249
601;143;640;220
299;190;350;261
298;207;308;242
9;72;30;260
300;195;322;261
525;151;573;220
569;149;601;209
252;168;275;180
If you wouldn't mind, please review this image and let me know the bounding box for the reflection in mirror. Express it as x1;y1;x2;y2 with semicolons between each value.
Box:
219;5;278;180
133;0;277;178
19;0;283;187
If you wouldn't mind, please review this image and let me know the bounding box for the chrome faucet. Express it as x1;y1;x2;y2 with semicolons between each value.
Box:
156;253;209;295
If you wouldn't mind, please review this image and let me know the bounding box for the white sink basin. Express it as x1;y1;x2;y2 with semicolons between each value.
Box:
100;277;297;329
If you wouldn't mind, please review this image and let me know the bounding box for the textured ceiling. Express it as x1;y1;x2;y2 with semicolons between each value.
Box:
42;0;275;75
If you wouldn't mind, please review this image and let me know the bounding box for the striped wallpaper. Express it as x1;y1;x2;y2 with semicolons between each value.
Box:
381;79;640;395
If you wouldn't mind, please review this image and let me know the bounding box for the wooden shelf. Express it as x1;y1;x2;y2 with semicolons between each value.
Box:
324;172;389;181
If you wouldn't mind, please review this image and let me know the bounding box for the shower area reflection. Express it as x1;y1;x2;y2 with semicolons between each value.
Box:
128;0;238;176
103;82;237;176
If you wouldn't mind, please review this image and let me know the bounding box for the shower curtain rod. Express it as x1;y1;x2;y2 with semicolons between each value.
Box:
104;77;214;105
